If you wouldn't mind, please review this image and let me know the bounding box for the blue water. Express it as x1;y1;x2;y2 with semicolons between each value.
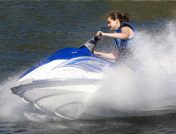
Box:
1;1;176;133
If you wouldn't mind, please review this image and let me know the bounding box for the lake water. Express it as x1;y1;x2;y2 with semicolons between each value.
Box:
1;1;176;133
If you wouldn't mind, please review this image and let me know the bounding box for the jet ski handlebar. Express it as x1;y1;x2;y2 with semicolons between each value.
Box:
81;32;103;52
94;32;102;41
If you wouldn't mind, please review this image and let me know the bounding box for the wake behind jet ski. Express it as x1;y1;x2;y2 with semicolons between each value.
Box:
11;36;115;120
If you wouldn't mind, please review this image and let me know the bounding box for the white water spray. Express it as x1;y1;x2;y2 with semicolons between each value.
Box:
87;21;176;116
0;76;28;121
0;76;56;122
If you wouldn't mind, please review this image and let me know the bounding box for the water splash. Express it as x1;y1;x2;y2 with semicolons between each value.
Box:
86;21;176;116
0;76;28;121
0;76;58;122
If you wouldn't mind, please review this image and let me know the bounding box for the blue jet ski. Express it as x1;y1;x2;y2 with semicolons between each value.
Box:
11;36;115;120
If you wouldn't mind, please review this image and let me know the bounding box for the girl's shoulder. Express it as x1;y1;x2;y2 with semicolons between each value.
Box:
121;22;134;32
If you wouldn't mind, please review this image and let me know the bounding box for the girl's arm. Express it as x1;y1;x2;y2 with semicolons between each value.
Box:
97;26;134;39
102;32;129;39
94;49;118;60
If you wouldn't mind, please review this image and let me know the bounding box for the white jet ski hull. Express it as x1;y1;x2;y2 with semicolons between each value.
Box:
12;79;101;120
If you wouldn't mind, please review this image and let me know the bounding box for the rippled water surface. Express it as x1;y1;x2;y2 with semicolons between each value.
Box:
1;1;176;133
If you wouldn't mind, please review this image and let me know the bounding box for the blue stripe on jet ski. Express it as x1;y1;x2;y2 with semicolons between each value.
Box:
20;46;95;78
62;57;112;72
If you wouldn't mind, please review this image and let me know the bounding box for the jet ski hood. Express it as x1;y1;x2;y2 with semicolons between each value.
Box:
17;36;115;84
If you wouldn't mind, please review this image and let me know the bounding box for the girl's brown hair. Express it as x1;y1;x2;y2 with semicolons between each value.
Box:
108;11;129;23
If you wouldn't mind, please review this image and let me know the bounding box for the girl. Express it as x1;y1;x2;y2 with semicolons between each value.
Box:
94;11;135;60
